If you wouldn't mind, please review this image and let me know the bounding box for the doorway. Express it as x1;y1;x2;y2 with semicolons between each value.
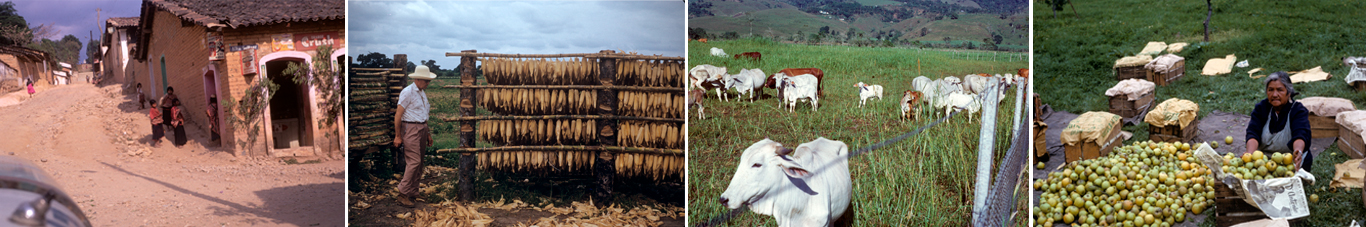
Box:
265;59;313;149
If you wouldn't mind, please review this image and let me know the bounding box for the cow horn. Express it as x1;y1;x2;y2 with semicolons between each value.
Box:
776;146;794;156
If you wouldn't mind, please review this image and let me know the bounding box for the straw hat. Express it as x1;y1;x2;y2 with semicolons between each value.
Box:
409;65;437;80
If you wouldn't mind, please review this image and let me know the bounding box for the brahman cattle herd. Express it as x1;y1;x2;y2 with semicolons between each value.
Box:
693;47;1026;227
688;48;1024;121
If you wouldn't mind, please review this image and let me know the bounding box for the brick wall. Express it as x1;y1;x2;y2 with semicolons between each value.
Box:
144;8;344;156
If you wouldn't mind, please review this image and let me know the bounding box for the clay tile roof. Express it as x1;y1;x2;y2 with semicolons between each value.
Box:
146;0;343;28
107;17;140;27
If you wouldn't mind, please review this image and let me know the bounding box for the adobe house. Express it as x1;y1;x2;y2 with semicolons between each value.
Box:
0;46;51;91
101;17;140;87
132;0;345;157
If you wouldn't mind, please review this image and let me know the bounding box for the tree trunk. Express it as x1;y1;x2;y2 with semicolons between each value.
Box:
1205;0;1212;42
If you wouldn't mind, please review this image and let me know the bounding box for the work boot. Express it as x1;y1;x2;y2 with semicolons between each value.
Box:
397;195;415;208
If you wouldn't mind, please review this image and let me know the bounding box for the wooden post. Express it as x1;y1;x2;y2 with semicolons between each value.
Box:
594;50;618;205
458;50;478;202
391;54;407;174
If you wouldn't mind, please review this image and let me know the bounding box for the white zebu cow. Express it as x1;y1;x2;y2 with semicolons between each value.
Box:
854;82;883;108
720;138;851;227
962;74;991;95
689;64;727;91
932;77;964;117
911;76;939;117
689;64;733;101
780;74;819;112
711;47;728;57
730;68;767;102
943;91;982;123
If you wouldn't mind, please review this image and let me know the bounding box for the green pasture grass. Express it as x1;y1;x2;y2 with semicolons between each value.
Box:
1035;0;1366;117
688;38;1027;225
1036;0;1366;225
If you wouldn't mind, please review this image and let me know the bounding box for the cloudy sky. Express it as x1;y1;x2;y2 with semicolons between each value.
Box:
348;0;685;68
11;0;142;63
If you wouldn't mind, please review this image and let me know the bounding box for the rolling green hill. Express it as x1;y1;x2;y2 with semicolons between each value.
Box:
689;0;1027;48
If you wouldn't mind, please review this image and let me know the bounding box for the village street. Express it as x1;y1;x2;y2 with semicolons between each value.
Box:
0;80;344;226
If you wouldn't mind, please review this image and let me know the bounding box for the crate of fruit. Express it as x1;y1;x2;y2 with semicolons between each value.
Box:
1145;54;1185;86
1193;144;1310;226
1114;55;1153;81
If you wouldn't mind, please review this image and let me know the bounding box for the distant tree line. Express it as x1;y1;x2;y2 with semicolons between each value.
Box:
350;52;468;79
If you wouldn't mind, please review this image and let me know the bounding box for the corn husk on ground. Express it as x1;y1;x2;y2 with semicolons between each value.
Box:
409;200;495;227
482;57;599;85
479;89;596;115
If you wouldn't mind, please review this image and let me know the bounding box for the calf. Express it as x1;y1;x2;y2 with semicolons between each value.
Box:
730;68;767;102
854;82;883;108
943;91;982;123
711;47;728;57
780;74;819;112
734;52;762;61
900;90;923;121
688;88;706;119
719;138;851;227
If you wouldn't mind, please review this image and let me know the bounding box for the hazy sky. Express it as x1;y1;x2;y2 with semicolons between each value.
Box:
10;0;142;63
348;0;685;68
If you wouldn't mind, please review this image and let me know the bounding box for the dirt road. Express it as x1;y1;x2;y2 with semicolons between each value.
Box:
0;84;344;226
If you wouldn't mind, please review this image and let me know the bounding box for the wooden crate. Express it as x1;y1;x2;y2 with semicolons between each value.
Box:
1034;121;1048;158
1108;91;1155;119
1213;181;1269;227
1115;65;1149;81
1150;119;1200;143
1308;115;1340;138
1339;126;1365;159
1064;120;1122;162
1147;59;1185;86
1033;93;1043;121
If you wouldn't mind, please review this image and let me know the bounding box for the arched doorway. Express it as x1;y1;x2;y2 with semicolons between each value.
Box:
202;65;221;142
264;58;314;150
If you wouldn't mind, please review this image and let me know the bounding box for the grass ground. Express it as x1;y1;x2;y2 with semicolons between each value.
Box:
1035;0;1366;225
687;38;1027;225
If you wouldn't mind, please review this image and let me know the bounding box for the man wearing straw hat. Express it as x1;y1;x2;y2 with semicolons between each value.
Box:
394;65;436;208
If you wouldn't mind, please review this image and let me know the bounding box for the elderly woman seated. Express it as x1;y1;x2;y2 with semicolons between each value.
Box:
1245;72;1314;171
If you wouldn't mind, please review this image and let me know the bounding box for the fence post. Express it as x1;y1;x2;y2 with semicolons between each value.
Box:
391;54;407;174
595;50;618;205
458;50;478;202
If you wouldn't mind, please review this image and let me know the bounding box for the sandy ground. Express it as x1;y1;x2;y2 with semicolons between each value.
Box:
0;82;344;226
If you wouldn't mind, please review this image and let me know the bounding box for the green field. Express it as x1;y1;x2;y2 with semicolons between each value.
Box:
691;8;1027;47
687;38;1027;225
1034;0;1366;225
855;0;902;7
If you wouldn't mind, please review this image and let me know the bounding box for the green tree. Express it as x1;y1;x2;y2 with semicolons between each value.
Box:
85;39;99;64
353;52;393;69
0;1;26;46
